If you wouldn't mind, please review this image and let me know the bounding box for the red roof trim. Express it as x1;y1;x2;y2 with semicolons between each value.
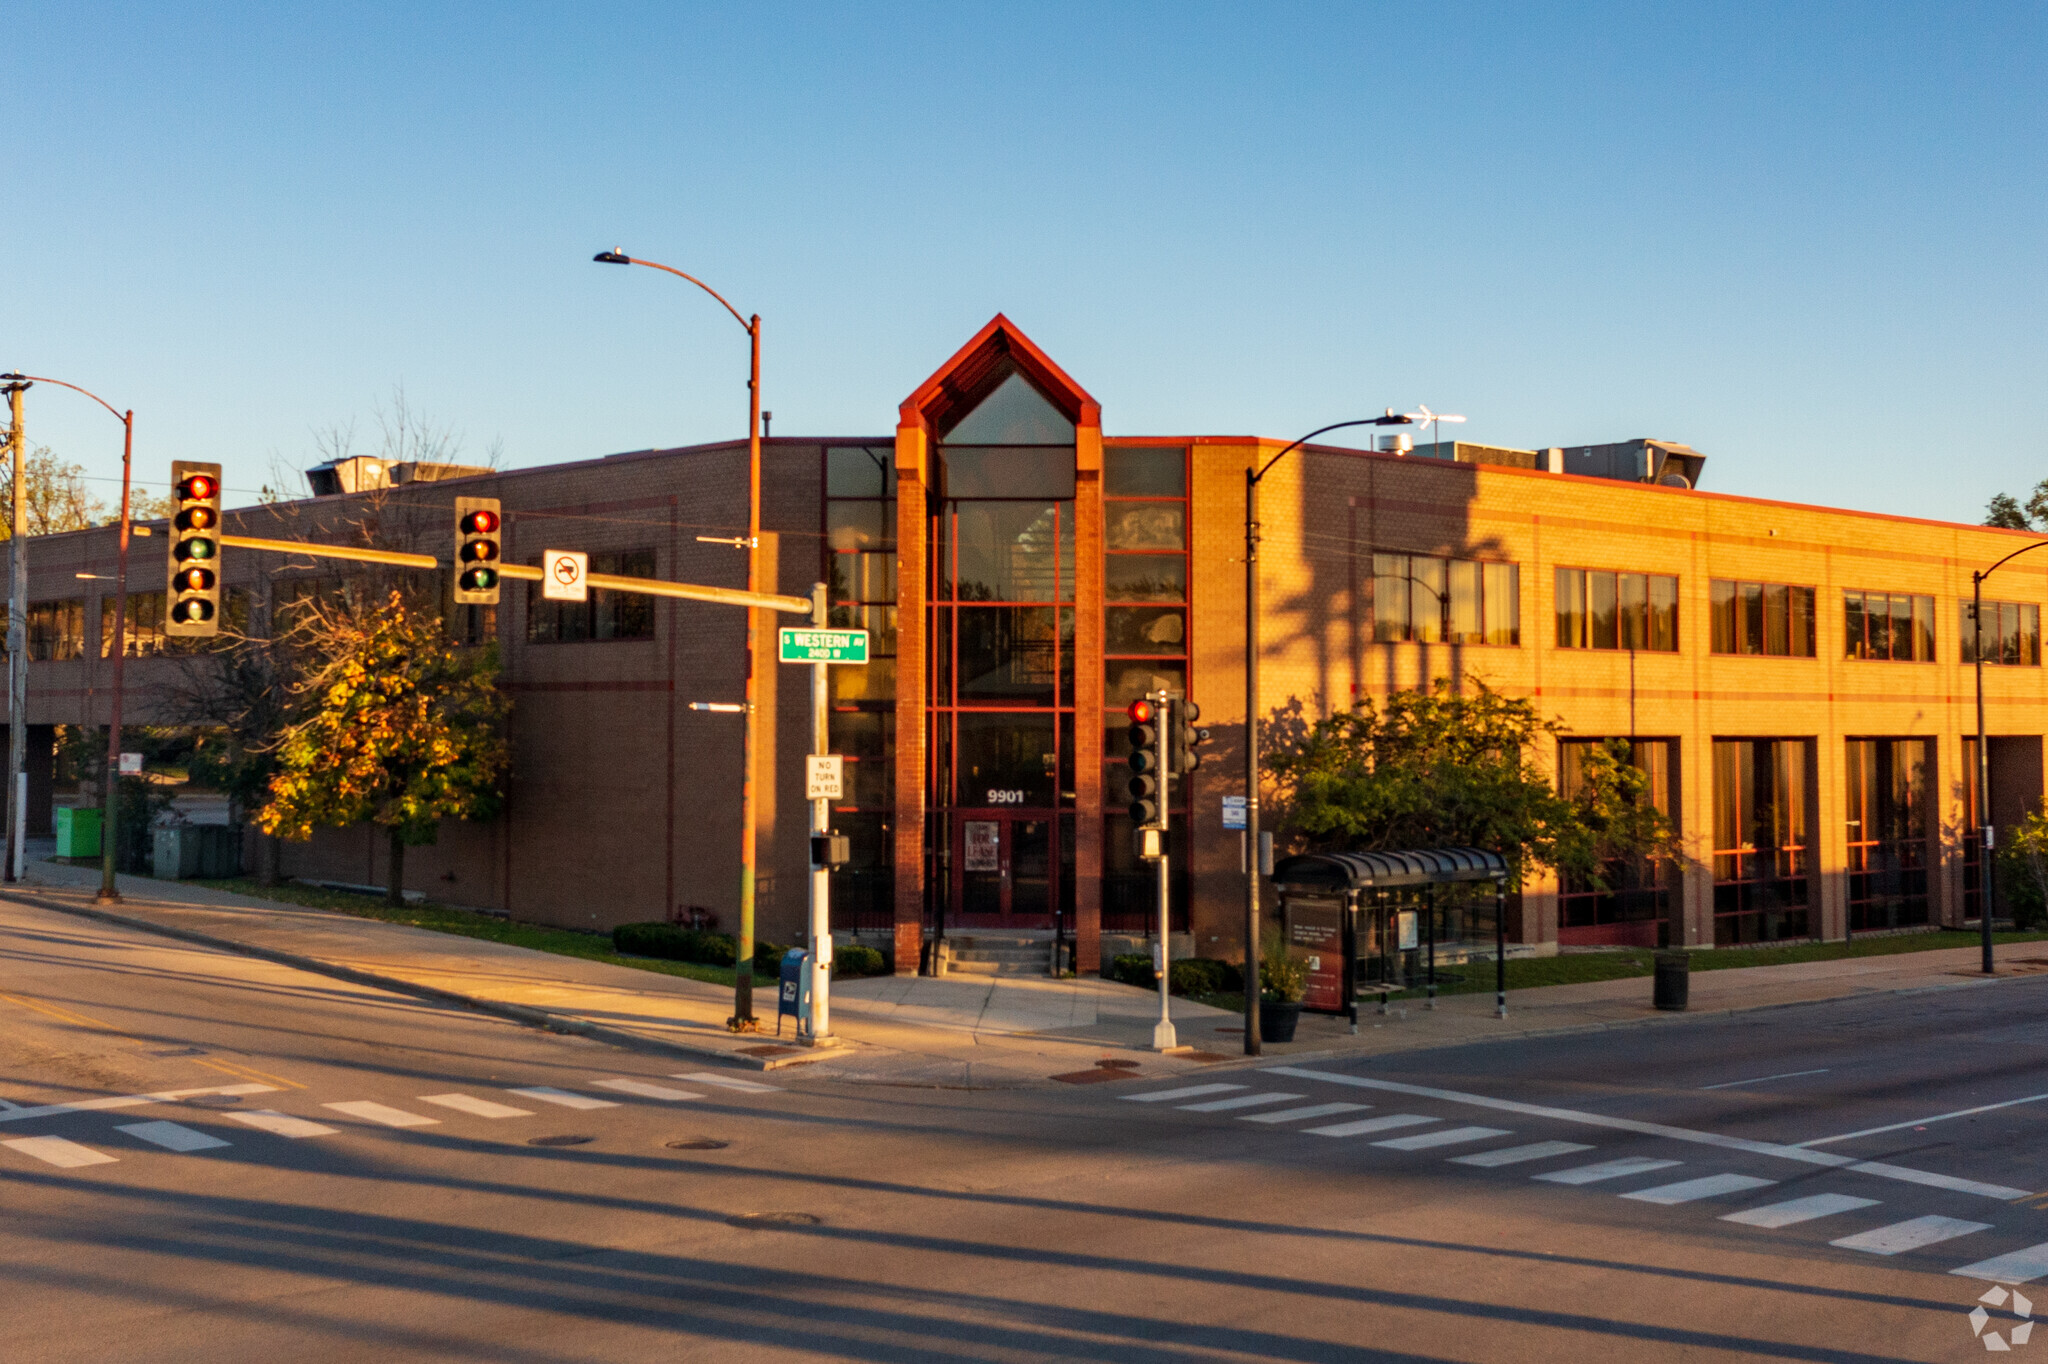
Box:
898;314;1101;435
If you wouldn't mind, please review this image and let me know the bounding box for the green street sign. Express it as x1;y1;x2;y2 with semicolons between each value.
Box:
778;627;870;664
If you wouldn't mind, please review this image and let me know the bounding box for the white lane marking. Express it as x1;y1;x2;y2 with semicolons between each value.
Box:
3;1135;117;1168
592;1080;705;1102
1240;1102;1369;1125
1833;1216;1991;1256
1535;1157;1682;1186
1622;1173;1777;1205
508;1087;620;1111
419;1093;534;1119
1373;1125;1510;1151
0;1082;276;1125
1953;1244;2048;1286
1799;1093;2048;1147
1263;1066;2032;1201
1178;1092;1304;1113
116;1121;231;1152
1721;1193;1880;1228
226;1110;338;1139
1304;1114;1438;1138
1122;1084;1246;1104
323;1101;440;1129
1700;1069;1831;1091
673;1072;780;1093
1451;1140;1596;1168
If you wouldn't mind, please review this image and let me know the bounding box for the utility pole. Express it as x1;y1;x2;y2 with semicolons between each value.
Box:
5;379;27;882
804;580;834;1043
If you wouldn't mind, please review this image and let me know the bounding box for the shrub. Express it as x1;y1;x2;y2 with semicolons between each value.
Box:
611;922;737;967
831;943;888;977
1109;953;1153;988
1259;930;1307;1003
753;941;794;972
1169;957;1242;997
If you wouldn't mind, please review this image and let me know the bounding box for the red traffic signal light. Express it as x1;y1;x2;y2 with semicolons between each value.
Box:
176;473;217;501
1126;698;1154;723
461;508;500;535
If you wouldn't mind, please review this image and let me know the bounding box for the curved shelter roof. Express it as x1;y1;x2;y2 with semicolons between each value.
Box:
1270;848;1508;891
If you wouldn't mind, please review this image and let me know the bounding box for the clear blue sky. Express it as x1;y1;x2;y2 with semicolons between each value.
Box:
8;3;2045;523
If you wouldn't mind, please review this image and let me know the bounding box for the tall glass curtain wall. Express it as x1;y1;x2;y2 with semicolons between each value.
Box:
824;446;899;932
1556;739;1676;947
1102;446;1191;933
1712;739;1812;944
1845;738;1931;931
927;385;1079;929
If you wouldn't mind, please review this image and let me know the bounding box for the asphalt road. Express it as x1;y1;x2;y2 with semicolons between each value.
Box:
3;895;2045;1363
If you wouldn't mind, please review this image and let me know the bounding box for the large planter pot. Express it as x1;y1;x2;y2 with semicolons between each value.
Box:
1259;998;1302;1043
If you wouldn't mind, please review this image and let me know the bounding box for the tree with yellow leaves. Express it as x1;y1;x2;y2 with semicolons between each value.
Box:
258;589;509;905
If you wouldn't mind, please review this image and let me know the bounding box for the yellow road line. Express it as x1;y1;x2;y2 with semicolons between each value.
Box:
0;991;303;1090
194;1056;304;1090
0;991;121;1032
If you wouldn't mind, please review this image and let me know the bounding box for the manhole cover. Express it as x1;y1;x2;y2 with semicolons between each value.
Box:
726;1211;821;1229
185;1094;241;1108
1095;1058;1141;1070
667;1138;730;1150
528;1134;594;1147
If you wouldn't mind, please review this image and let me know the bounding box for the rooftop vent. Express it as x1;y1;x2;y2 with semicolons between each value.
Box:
1558;439;1705;489
305;456;493;496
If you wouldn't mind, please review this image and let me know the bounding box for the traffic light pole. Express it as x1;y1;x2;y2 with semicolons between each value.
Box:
1151;690;1178;1053
804;580;834;1044
96;409;135;903
4;381;26;884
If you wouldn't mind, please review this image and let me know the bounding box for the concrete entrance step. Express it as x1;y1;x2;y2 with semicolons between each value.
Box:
943;933;1055;976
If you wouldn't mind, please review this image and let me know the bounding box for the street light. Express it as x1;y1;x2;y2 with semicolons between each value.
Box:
1970;538;2048;974
0;373;134;904
592;249;768;1029
1242;410;1416;1056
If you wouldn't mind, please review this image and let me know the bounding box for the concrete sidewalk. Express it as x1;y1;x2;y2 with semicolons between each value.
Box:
7;858;2045;1087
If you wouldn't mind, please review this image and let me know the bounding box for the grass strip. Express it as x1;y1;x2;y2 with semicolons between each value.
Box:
187;877;738;989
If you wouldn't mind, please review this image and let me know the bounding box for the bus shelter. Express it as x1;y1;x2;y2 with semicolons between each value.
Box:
1269;848;1510;1031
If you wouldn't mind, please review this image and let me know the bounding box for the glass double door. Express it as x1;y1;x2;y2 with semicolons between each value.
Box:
950;812;1052;924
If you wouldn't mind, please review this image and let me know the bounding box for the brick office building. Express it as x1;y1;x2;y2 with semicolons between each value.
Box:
10;315;2045;973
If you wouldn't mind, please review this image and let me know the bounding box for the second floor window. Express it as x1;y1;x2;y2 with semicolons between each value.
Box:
28;599;85;661
1555;568;1677;651
527;549;656;643
1711;581;1816;657
1844;590;1933;662
1962;599;2041;666
1373;553;1519;645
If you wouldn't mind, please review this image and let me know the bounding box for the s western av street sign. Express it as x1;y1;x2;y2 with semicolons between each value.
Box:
778;627;869;664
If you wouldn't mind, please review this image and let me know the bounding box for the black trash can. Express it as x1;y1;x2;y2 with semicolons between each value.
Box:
1652;950;1690;1011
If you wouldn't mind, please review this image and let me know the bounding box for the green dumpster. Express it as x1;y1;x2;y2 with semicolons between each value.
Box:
55;807;101;859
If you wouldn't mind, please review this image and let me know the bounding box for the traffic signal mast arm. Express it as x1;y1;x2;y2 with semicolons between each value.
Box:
215;535;812;614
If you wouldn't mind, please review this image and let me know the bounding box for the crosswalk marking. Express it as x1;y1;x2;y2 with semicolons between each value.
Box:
1720;1193;1880;1228
0;1081;277;1126
3;1135;116;1168
509;1087;621;1111
1622;1173;1777;1205
593;1080;704;1102
1451;1140;1595;1168
1372;1126;1511;1152
323;1101;440;1129
1535;1157;1682;1186
226;1110;337;1139
673;1072;779;1093
419;1093;534;1119
1304;1114;1437;1138
116;1121;230;1152
1952;1243;2048;1285
1240;1102;1369;1125
1123;1084;1246;1104
1179;1092;1304;1113
1831;1215;1991;1256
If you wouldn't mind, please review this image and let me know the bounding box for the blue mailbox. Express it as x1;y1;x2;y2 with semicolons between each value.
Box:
777;948;810;1035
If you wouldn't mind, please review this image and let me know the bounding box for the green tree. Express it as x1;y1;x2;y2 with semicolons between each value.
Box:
1985;481;2048;532
1262;678;1675;888
257;590;510;905
0;444;171;536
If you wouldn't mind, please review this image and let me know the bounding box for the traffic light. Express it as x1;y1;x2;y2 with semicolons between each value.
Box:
1171;699;1208;775
453;496;502;604
165;461;223;637
1126;697;1162;828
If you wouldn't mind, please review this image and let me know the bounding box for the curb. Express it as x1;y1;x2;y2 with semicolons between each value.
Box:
0;888;844;1073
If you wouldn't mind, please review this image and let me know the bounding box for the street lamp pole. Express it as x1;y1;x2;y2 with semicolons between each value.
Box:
1967;537;2048;974
1243;411;1413;1057
2;377;27;883
1;374;133;903
593;252;767;1028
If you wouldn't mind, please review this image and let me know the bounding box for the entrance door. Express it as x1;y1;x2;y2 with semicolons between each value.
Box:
951;813;1052;925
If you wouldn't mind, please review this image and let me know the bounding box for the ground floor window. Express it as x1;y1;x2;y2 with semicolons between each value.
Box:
1846;738;1931;932
1712;738;1812;944
1557;738;1677;947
